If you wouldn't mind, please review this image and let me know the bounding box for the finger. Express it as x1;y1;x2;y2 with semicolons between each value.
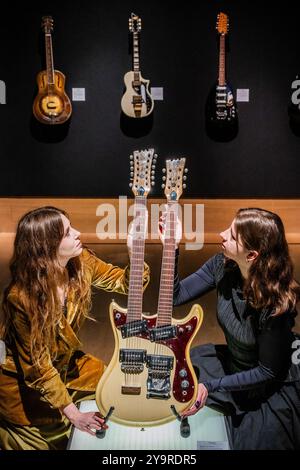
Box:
84;428;96;436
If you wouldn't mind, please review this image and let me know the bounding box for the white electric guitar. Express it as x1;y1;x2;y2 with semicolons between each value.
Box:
121;13;154;118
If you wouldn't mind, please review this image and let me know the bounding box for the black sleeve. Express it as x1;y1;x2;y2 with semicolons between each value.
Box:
204;313;293;393
173;250;223;306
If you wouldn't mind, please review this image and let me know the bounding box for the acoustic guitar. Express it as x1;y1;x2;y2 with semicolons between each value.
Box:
121;13;154;118
33;16;72;125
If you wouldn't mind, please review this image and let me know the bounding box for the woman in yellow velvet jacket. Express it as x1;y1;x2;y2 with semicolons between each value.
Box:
0;206;150;450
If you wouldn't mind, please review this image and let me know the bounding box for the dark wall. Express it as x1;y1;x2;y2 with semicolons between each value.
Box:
1;0;300;197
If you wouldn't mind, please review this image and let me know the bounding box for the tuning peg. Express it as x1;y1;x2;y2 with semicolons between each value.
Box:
130;154;133;160
162;168;166;173
151;170;155;175
129;183;133;188
184;168;188;173
183;184;186;189
151;176;155;180
151;182;155;186
154;153;158;158
161;184;165;189
183;176;187;181
162;176;166;181
130;172;134;177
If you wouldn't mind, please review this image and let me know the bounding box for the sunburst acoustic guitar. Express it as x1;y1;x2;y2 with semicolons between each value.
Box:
33;16;72;125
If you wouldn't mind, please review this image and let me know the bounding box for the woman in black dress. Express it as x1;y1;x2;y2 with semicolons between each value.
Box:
164;207;300;450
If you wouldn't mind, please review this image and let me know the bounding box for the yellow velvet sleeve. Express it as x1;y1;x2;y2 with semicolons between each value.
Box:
82;248;150;294
8;299;73;410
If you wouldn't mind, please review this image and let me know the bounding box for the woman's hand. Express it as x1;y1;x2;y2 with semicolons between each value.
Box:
159;208;182;248
127;211;149;257
181;383;208;417
62;402;108;436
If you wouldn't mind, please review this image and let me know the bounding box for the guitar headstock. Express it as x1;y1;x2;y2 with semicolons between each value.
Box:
129;12;142;33
162;158;188;202
216;12;229;35
129;148;157;197
42;16;54;34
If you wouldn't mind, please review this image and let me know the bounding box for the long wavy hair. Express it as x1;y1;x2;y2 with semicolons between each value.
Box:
0;206;91;366
234;208;300;316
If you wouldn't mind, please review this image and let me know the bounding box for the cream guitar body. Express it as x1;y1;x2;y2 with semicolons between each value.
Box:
96;300;203;426
121;71;154;118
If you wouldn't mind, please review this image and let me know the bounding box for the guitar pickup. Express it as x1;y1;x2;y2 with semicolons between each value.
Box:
132;95;143;104
132;80;141;87
149;324;177;342
119;348;147;375
119;319;148;338
146;354;174;371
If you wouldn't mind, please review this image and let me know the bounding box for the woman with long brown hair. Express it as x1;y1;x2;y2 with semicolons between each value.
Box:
163;208;300;449
0;206;149;450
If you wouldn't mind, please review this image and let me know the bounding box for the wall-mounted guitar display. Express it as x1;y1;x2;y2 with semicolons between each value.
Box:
206;12;238;139
33;16;72;125
121;13;154;118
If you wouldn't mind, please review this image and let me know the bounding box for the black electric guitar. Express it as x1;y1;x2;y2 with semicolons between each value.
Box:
206;12;237;132
121;13;154;118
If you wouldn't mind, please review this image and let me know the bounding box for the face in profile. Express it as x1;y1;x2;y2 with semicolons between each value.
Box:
220;219;249;264
58;214;82;262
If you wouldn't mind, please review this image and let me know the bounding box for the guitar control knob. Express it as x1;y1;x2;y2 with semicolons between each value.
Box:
115;312;121;320
178;327;184;334
186;325;192;332
181;380;189;389
179;368;187;378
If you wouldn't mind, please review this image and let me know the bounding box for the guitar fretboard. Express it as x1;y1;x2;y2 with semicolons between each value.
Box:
218;35;226;86
132;31;140;75
127;196;147;321
45;33;55;85
156;202;178;326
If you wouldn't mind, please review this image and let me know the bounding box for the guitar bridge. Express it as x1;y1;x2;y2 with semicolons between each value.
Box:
119;348;147;374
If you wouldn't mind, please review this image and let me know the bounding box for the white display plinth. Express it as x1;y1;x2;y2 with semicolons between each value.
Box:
68;400;230;450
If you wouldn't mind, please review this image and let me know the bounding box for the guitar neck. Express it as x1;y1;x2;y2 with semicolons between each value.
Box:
45;32;55;85
157;201;178;326
127;196;147;321
218;34;226;86
132;31;140;77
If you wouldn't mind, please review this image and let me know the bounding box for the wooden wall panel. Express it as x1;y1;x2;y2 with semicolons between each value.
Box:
0;198;299;243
